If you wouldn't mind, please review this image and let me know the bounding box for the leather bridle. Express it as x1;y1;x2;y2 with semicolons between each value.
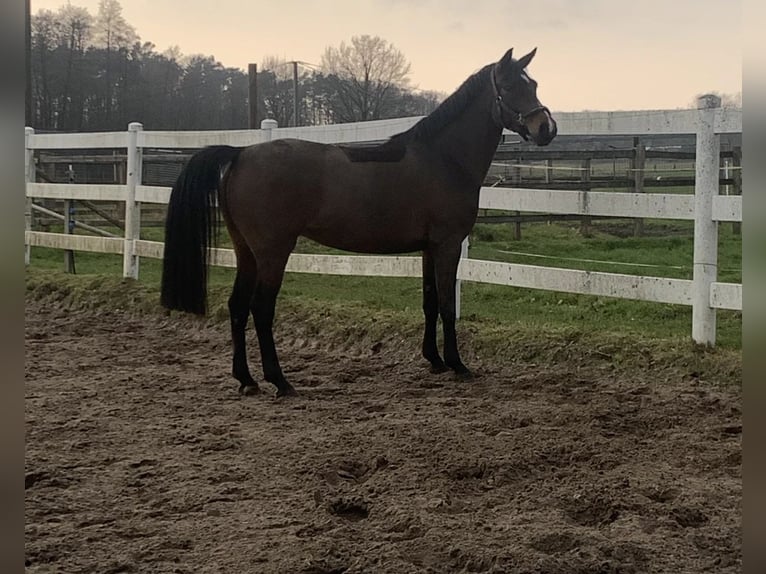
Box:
491;65;550;139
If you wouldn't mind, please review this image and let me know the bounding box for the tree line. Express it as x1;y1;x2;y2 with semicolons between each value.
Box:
29;0;444;132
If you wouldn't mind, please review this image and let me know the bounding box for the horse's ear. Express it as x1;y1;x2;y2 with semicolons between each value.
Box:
516;47;537;69
499;48;514;66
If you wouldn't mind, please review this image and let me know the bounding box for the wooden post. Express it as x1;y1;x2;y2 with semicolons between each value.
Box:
632;136;646;237
580;158;592;237
691;94;720;346
123;122;143;279
545;159;554;227
248;63;259;129
63;164;75;273
732;146;741;235
513;158;522;240
24;127;34;265
116;150;125;185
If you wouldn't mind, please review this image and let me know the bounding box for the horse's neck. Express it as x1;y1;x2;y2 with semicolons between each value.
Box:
433;90;503;189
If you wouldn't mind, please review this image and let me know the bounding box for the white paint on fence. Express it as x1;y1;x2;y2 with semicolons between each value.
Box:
136;185;172;204
479;187;695;220
459;259;693;306
27;231;124;254
549;107;742;136
711;195;742;223
27;183;128;202
28;131;127;150
710;282;742;311
24;107;743;345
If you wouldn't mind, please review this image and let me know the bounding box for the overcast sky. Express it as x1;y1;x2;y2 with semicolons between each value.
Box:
32;0;742;111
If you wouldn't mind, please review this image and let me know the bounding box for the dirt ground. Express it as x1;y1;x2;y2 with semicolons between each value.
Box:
25;297;741;574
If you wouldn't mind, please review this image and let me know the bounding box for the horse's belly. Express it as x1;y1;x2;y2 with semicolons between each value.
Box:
303;207;427;254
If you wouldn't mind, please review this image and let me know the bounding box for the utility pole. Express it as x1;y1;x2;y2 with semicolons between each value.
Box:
292;60;299;127
248;63;258;128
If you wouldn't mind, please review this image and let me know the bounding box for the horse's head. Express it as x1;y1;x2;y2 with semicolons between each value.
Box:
492;48;557;146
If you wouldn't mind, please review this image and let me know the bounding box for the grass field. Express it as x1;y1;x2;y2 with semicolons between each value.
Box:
28;216;742;350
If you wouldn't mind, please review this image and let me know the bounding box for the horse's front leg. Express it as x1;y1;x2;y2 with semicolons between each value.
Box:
432;240;473;379
421;249;448;373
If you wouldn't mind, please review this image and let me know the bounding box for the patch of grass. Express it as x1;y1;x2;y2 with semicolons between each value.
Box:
27;218;741;350
25;266;741;386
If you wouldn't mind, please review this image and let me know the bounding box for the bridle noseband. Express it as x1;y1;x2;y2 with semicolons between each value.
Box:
491;65;549;138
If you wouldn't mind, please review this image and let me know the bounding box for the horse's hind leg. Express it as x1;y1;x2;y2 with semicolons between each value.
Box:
422;249;448;373
251;242;298;397
229;248;259;395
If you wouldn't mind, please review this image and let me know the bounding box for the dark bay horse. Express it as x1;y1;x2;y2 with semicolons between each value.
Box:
161;48;557;396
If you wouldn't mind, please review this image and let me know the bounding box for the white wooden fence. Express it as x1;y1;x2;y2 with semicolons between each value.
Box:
24;97;743;346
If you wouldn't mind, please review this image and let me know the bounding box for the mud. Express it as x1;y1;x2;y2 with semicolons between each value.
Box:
25;299;741;573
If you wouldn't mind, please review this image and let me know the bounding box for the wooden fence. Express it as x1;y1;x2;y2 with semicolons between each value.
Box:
24;101;743;345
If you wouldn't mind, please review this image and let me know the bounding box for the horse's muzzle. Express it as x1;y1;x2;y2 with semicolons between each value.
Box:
534;116;557;147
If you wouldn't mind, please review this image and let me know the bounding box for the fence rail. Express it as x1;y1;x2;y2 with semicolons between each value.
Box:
25;103;743;345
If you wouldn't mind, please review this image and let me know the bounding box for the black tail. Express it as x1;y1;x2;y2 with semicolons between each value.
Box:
160;145;242;314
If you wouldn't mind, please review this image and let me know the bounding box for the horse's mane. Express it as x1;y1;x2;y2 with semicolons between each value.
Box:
340;64;493;162
403;64;493;142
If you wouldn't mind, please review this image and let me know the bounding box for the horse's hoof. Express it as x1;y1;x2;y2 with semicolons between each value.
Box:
429;362;449;374
239;384;260;396
275;384;299;398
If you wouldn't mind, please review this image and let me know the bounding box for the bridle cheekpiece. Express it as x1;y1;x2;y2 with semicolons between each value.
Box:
491;64;549;139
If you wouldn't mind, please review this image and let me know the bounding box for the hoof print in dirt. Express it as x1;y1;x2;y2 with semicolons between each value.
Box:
672;506;709;528
336;460;370;482
301;556;349;574
564;494;620;527
328;497;369;521
641;486;678;503
25;471;48;490
530;531;582;554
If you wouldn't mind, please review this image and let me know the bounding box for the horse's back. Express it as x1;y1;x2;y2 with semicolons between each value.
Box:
223;138;471;254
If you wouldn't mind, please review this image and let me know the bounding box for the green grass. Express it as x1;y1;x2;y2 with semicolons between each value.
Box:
28;218;742;349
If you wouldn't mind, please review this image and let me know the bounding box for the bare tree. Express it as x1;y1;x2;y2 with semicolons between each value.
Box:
321;35;411;122
93;0;138;125
30;9;61;127
93;0;136;49
58;4;93;129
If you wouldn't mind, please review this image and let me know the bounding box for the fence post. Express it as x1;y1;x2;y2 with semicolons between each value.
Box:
63;164;76;273
579;158;592;237
455;236;469;319
123;122;143;279
691;95;721;346
25;127;35;266
261;118;278;140
632;136;646;237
